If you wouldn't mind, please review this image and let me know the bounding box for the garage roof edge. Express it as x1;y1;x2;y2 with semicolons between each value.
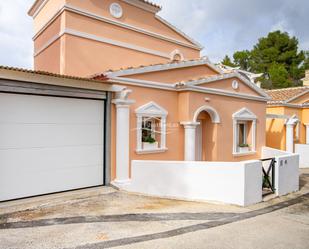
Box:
0;66;124;92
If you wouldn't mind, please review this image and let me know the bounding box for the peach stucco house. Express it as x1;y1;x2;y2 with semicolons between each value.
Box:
0;0;301;206
27;0;271;186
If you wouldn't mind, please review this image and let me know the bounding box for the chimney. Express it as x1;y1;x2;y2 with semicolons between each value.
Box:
303;70;309;86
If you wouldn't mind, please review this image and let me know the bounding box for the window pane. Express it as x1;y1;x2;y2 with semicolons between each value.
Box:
238;123;246;145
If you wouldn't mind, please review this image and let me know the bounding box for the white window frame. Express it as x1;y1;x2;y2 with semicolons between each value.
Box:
135;101;168;154
232;108;257;156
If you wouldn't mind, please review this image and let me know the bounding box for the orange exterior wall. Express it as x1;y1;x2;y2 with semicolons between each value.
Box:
65;0;194;44
108;82;267;180
199;77;261;97
126;65;218;83
266;105;309;150
32;0;201;76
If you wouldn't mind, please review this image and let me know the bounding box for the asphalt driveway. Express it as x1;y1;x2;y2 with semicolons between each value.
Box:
0;169;308;249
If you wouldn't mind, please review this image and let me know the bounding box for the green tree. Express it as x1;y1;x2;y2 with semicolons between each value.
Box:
250;31;304;87
268;63;291;89
233;50;251;71
227;31;306;89
221;55;235;67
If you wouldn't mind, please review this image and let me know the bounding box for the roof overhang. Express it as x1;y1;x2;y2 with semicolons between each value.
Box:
185;72;270;99
123;0;161;13
102;58;223;78
28;0;161;17
28;0;45;17
0;67;124;92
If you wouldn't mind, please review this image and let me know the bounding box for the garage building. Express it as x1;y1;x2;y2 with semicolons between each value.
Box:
0;66;122;201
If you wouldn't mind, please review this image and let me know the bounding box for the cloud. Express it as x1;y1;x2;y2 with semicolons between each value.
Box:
154;0;309;62
0;0;308;68
0;0;33;69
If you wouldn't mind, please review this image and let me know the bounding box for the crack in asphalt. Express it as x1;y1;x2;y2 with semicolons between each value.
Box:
0;212;238;229
67;193;309;249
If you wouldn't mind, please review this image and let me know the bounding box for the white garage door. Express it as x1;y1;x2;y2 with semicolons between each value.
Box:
0;93;105;201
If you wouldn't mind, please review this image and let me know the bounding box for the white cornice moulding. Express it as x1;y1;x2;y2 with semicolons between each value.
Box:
187;72;270;99
28;0;49;17
34;28;171;59
106;58;222;77
108;77;269;102
32;4;201;51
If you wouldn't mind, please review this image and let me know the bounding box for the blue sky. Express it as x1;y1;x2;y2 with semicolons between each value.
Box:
0;0;308;69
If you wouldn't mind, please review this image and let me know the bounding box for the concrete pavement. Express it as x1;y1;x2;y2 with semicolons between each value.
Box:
0;169;308;249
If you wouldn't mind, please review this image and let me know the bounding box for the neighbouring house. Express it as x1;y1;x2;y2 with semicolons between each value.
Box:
266;72;309;167
0;0;299;205
266;86;309;152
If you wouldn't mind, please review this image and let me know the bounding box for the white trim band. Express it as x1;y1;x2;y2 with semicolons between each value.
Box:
34;28;171;59
32;4;202;51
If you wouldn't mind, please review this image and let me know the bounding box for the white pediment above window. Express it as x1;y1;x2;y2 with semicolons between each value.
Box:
135;101;168;117
232;107;257;120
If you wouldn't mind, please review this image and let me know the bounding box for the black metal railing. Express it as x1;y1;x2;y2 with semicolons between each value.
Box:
260;158;276;196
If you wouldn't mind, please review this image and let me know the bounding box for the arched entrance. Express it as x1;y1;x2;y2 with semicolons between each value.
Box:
193;105;220;161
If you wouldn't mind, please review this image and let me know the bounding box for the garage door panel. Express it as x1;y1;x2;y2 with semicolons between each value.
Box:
0;124;103;148
0;145;103;172
0;93;104;124
0;165;103;201
0;93;105;201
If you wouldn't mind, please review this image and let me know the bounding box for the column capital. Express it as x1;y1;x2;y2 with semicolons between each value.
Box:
112;89;135;107
180;121;200;129
112;99;135;107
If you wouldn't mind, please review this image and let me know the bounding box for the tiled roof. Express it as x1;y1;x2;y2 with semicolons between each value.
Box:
105;58;204;73
138;0;161;9
266;86;309;104
0;65;108;83
93;58;219;79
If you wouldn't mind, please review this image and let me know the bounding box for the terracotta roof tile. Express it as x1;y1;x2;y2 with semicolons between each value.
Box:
0;65;108;83
137;0;161;9
93;58;207;78
266;86;309;103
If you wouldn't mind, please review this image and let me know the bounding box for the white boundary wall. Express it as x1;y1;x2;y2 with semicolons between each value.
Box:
124;160;262;206
262;147;299;196
295;144;309;168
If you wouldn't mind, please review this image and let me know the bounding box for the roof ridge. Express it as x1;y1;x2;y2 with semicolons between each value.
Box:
137;0;161;9
99;58;208;75
0;65;107;83
266;86;308;92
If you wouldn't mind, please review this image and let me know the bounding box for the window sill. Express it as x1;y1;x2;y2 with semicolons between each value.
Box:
233;151;256;157
136;148;168;155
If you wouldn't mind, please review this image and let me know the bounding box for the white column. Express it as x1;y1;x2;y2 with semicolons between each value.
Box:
305;124;309;144
181;122;200;161
112;98;134;186
286;124;294;153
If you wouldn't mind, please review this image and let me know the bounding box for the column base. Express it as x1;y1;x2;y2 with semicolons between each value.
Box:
111;179;132;189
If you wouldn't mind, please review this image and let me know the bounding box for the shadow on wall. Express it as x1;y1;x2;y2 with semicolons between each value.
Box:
266;119;285;150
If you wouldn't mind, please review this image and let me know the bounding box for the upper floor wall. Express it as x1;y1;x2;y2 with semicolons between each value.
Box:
29;0;202;76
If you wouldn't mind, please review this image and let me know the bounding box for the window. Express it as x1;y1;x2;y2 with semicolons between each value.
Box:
135;102;168;154
238;122;247;146
232;108;257;155
170;49;184;62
